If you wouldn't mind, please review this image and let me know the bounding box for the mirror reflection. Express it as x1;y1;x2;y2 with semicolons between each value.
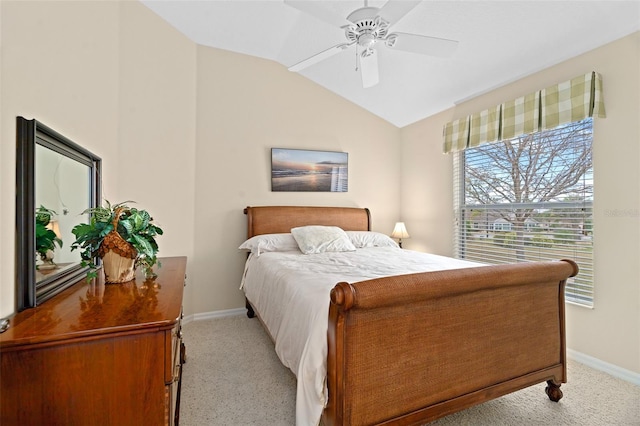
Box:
34;144;91;282
16;116;101;311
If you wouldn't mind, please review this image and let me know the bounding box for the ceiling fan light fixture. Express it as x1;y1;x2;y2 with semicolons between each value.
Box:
358;33;376;49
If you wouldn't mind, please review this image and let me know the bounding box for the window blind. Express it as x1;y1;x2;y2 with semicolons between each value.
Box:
453;118;594;306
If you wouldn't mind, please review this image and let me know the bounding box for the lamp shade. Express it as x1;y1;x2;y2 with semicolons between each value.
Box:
46;220;62;239
390;222;410;239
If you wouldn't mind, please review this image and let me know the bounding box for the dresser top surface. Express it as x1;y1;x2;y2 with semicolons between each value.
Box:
1;256;186;349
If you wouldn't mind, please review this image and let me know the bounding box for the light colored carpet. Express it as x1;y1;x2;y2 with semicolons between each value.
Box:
180;315;640;426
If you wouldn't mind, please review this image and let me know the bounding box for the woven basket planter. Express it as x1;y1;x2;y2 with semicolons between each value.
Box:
98;209;138;283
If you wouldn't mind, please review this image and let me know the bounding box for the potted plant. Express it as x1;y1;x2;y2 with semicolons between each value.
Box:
35;206;63;270
71;200;163;283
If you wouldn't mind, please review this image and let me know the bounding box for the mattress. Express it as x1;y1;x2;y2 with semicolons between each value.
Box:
241;247;483;425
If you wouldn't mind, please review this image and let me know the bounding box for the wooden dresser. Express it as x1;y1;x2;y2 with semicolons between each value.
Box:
0;256;187;426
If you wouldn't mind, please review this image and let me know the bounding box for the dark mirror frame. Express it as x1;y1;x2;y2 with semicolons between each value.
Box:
16;116;102;311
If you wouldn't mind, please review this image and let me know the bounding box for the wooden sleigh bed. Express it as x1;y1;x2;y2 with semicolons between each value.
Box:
242;205;578;425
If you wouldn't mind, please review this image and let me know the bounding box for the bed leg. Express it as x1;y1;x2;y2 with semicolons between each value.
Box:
245;298;255;318
545;380;563;402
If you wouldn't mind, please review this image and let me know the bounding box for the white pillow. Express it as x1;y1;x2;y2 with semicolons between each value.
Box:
346;231;399;248
239;233;300;254
291;226;356;254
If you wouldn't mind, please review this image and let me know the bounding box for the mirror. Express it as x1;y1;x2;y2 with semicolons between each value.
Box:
16;117;101;311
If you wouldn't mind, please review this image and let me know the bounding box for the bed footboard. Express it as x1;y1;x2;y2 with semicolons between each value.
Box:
323;259;578;426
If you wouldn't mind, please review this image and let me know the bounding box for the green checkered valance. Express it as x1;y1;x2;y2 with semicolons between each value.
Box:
442;116;470;153
501;91;540;140
443;71;606;153
540;72;606;129
468;105;501;149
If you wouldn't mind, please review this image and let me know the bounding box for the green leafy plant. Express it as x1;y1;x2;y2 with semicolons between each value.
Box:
35;206;63;263
71;200;163;279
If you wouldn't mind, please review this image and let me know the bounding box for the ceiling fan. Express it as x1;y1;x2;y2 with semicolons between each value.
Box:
285;0;459;88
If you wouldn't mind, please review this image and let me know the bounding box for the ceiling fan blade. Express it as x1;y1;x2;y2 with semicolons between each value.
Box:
377;0;421;25
360;49;379;88
284;0;350;28
388;32;459;57
288;43;354;72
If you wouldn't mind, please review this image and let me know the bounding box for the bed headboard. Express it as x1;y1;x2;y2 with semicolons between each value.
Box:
244;206;371;238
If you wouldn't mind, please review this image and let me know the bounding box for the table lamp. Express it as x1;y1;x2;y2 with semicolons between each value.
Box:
391;222;410;248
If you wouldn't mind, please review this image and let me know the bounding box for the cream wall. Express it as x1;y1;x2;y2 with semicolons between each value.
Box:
192;46;401;313
401;32;640;374
399;108;456;256
116;1;197;311
0;0;120;316
0;0;197;317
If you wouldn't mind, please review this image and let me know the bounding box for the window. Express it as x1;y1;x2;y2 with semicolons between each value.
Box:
453;118;594;307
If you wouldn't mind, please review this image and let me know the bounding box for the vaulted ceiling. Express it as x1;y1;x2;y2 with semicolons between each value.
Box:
141;0;640;127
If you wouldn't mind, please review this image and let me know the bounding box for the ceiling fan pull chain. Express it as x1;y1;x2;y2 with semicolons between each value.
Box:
355;44;359;72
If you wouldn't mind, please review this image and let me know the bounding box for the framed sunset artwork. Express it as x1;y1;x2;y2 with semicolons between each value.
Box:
271;148;348;192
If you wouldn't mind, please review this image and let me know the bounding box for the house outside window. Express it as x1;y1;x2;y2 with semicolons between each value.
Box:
454;118;594;307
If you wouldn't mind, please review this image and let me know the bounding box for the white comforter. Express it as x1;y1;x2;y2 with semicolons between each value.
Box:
241;247;483;426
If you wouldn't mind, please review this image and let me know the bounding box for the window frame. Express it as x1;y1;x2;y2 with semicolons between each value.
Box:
453;118;594;308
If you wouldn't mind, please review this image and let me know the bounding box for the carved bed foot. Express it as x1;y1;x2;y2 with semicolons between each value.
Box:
545;380;563;402
246;298;255;318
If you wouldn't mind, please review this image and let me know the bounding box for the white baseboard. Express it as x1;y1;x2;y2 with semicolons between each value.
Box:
183;308;245;324
568;348;640;386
